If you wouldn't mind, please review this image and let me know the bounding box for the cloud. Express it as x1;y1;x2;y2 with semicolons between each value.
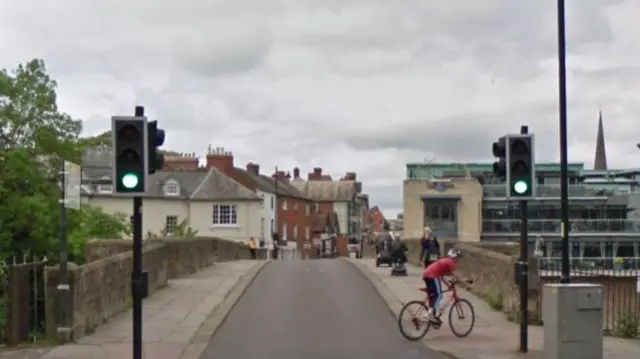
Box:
2;0;640;217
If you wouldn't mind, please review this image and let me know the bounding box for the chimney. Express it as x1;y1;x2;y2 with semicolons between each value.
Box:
286;172;291;180
293;167;300;179
206;145;234;174
272;170;287;181
341;172;357;181
308;167;323;180
162;152;199;171
246;162;260;175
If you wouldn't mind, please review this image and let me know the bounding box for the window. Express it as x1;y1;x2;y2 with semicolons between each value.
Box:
260;194;264;207
282;223;287;241
97;184;112;193
305;226;310;240
423;200;458;237
164;180;180;196
212;204;238;225
293;225;298;239
270;219;274;234
270;196;274;209
306;204;310;216
261;217;265;238
165;215;178;234
315;203;320;212
293;201;298;211
282;200;287;210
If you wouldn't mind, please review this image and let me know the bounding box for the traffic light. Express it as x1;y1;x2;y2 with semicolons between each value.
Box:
111;116;148;195
507;134;535;198
492;136;507;180
146;120;165;174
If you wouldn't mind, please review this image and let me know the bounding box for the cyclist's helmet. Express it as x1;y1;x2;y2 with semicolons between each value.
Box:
447;248;462;259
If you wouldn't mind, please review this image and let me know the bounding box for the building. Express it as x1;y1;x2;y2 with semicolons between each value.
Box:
290;168;368;237
403;113;640;263
239;164;312;249
368;206;388;234
81;147;262;242
388;213;404;232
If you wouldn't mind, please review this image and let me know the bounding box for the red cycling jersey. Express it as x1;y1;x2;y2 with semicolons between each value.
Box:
423;257;456;278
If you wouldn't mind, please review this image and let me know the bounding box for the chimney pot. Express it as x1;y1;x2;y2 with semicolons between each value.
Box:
293;167;300;179
313;167;322;174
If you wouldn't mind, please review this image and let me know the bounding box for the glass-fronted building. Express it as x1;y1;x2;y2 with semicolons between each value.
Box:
404;162;640;266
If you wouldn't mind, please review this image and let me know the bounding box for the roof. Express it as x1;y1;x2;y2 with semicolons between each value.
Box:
81;166;260;201
289;179;357;201
237;169;308;200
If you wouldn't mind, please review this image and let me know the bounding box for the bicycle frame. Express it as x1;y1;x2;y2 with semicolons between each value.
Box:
420;278;460;315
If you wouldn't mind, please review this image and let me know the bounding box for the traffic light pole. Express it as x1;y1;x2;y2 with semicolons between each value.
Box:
557;0;571;285
132;106;144;359
518;199;529;353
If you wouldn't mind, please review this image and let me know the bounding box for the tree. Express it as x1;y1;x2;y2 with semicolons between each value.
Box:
0;59;130;262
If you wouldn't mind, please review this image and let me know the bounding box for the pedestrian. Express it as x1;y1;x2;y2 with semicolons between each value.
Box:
420;226;440;267
271;232;280;259
248;237;257;259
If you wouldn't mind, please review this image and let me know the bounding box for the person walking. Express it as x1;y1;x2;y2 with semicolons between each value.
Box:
248;237;257;259
420;226;440;267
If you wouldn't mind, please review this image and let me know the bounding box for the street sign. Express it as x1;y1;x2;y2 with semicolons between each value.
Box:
63;161;81;209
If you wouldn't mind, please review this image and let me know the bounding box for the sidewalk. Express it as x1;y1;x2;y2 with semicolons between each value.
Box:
35;260;268;359
349;258;640;359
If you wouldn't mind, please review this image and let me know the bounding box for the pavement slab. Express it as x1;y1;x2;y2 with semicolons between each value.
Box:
35;260;268;359
348;258;640;359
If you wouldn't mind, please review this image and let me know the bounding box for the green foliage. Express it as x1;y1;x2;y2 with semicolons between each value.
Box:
0;59;130;263
147;219;199;239
485;288;504;311
614;311;640;338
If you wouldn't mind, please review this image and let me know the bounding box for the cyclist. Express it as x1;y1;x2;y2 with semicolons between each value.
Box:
422;248;463;322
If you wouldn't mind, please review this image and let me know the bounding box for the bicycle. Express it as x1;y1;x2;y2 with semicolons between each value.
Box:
397;278;475;341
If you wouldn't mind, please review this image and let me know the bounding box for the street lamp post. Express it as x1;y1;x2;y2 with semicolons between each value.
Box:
557;0;571;284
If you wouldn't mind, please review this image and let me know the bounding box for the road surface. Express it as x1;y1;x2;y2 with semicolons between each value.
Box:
199;259;443;359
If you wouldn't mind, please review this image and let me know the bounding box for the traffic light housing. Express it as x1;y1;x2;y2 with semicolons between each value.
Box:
507;134;535;198
492;136;507;179
146;120;165;174
111;116;148;195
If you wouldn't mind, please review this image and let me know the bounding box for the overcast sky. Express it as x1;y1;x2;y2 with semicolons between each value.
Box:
2;0;640;218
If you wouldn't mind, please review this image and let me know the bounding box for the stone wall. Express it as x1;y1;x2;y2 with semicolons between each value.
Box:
45;237;266;342
403;239;638;329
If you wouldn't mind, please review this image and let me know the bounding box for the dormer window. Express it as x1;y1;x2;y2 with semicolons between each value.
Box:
97;184;112;193
164;179;180;196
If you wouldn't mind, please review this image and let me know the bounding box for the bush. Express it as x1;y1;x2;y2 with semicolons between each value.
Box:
614;311;640;338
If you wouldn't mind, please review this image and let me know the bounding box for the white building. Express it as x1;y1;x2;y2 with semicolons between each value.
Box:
80;163;262;243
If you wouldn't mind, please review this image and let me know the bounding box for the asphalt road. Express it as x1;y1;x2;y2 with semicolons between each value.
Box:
199;259;443;359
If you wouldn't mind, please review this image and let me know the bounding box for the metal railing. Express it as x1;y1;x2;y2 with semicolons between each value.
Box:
483;184;622;197
483;219;640;233
538;257;640;274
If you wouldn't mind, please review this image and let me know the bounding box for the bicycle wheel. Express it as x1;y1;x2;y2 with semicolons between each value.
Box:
398;300;431;341
448;298;475;338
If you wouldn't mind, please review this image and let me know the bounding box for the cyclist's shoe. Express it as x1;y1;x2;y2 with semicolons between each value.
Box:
426;308;439;323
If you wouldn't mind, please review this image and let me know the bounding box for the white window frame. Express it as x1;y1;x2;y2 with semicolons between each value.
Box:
260;194;265;207
270;219;275;234
165;215;178;235
212;204;238;226
260;217;265;238
293;201;298;211
282;199;287;211
293;225;298;239
164;180;180;196
270;196;274;209
97;184;113;194
305;204;310;216
305;226;310;240
282;222;287;241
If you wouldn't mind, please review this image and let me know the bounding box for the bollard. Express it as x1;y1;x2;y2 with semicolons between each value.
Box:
543;283;603;359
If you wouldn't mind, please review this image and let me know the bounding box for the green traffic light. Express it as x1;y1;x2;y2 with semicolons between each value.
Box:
121;173;139;189
513;180;528;194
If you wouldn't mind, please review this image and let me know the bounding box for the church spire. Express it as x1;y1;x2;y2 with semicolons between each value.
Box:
593;110;607;171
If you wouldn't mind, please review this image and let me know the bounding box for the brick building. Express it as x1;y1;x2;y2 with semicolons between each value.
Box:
368;206;388;234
